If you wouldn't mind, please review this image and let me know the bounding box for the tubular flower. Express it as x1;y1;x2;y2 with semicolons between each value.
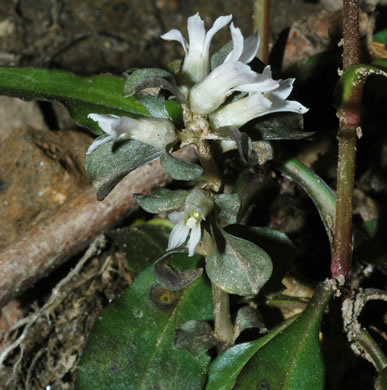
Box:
167;188;214;256
87;114;176;154
209;68;309;128
189;23;272;115
161;13;232;85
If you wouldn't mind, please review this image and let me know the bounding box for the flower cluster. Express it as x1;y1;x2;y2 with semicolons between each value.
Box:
162;13;308;122
86;13;308;257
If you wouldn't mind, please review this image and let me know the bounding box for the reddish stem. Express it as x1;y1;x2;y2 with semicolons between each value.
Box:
332;0;361;282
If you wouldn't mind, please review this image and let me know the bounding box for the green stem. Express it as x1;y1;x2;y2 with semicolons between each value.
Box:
254;0;270;63
332;125;358;281
353;328;387;371
212;283;234;353
196;140;222;192
332;0;361;283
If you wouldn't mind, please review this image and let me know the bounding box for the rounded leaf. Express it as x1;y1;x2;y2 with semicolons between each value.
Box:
206;230;272;296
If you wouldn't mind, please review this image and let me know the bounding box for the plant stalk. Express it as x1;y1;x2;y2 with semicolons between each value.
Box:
254;0;270;63
212;283;234;353
332;0;361;283
353;328;387;371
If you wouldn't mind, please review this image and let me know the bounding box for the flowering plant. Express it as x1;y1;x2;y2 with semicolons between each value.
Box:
0;3;386;389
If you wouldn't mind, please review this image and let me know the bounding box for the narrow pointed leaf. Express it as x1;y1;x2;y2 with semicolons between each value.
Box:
234;281;334;390
85;138;163;200
206;316;299;390
76;260;213;390
0;67;152;135
160;152;203;181
276;158;336;246
135;188;188;214
206;230;272;296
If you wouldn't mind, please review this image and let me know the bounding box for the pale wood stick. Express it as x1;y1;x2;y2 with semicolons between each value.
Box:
0;147;196;308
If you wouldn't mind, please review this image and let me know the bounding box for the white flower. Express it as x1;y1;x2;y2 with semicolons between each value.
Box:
167;188;214;256
209;71;308;128
189;23;270;115
161;13;232;84
87;114;176;154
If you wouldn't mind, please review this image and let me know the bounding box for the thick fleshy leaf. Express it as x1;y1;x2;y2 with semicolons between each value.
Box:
174;320;216;356
206;230;272;296
234;281;334;389
252;112;312;141
135;188;189;214
206;316;299;390
0;67;151;135
110;223;171;275
124;67;187;104
160;152;203;181
213;194;241;225
136;93;169;119
76;259;213;390
154;250;203;290
85;138;163;200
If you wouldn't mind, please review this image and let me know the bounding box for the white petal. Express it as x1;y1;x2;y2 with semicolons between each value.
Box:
112;116;139;137
187;223;201;256
187;13;206;56
271;78;295;100
266;94;308;115
210;92;272;128
224;23;244;64
167;222;190;251
86;134;115;154
189;61;257;114
160;29;188;55
88;113;119;134
239;32;260;64
203;15;232;54
168;211;184;225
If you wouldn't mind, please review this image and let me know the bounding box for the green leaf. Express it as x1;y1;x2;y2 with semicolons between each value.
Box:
154;250;203;291
233;306;266;341
206;316;299;390
276;158;336;246
0;67;150;135
110;224;171;275
135;188;188;214
160;152;203;181
124;67;187;105
136;93;169;119
175;320;216;356
206;230;272;296
334;64;387;111
252;112;312;141
373;28;387;44
76;259;213;390
233;281;334;390
123;68;175;96
85;138;163;200
213;194;241;225
378;366;387;390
